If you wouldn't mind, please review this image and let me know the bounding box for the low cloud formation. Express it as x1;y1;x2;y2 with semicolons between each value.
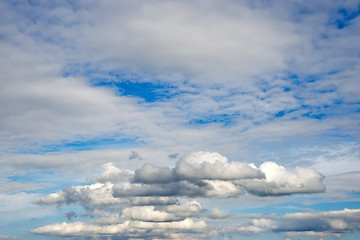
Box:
97;163;135;183
117;152;325;198
35;182;126;207
276;208;360;237
239;162;326;196
31;218;207;239
33;151;328;239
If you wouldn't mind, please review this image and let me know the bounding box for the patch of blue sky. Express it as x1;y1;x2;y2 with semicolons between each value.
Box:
62;65;181;102
229;198;360;217
188;113;238;127
111;81;178;102
8;171;54;182
0;204;86;240
309;200;360;212
331;5;360;29
39;137;145;153
7;171;87;195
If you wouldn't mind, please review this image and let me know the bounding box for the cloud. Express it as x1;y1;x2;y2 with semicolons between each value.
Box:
64;211;77;221
35;182;126;207
129;151;142;161
133;163;176;184
34;152;323;203
129;197;179;206
275;208;360;237
31;218;207;238
30;152;355;239
121;200;203;222
97;163;134;183
116;152;325;198
113;180;244;198
168;153;179;159
237;218;276;235
207;208;232;219
174;152;264;181
239;161;326;196
2;1;360;239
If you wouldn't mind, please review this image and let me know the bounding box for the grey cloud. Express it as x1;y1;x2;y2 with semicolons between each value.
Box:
35;182;126;207
133;152;264;185
168;153;179;159
129;151;142;161
64;211;77;221
275;209;360;237
129;197;179;206
133;163;177;184
113;180;244;198
126;152;325;197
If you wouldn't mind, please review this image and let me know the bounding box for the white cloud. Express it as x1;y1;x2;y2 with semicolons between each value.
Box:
2;1;360;239
237;218;275;235
116;152;325;197
31;218;207;238
207;208;232;219
174;152;264;180
97;163;134;183
30;152;357;239
35;182;126;207
239;161;325;196
121;200;203;222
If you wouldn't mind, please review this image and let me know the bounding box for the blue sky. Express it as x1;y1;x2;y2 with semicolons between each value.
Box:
1;0;360;239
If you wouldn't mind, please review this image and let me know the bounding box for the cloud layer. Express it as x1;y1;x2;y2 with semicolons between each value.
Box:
32;151;329;239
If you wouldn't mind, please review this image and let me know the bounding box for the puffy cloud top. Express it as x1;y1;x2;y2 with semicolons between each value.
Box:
33;151;327;239
174;152;265;180
240;162;325;196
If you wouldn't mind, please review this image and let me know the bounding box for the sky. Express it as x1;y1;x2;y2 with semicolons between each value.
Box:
0;0;360;239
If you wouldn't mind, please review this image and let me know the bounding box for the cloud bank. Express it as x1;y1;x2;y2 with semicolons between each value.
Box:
32;152;328;239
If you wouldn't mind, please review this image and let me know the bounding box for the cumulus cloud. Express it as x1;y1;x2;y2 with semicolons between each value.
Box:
97;163;134;183
237;218;276;235
32;151;327;239
133;163;176;184
239;161;326;196
35;182;126;207
113;179;244;198
117;152;325;198
174;152;264;181
121;200;203;222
